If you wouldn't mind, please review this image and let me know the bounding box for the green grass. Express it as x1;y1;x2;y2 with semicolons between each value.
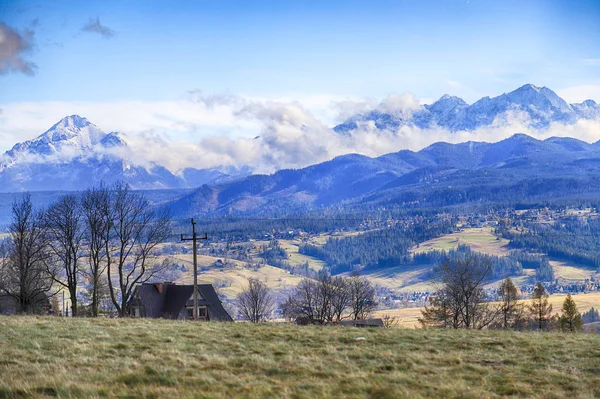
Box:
1;317;599;398
278;239;327;271
549;260;597;282
411;228;511;257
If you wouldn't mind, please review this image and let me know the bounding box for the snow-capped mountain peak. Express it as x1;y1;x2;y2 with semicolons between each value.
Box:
6;114;107;158
0;116;246;192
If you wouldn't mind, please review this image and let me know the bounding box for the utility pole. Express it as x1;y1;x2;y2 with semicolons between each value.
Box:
181;218;208;320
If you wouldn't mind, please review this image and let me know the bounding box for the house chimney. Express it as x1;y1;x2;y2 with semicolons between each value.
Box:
155;283;164;294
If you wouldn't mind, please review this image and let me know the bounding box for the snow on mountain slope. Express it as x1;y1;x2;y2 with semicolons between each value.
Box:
0;115;239;192
335;84;598;133
4;115;107;160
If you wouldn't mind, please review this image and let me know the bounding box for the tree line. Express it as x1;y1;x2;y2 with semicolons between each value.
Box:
498;217;600;271
236;272;378;325
0;183;173;317
299;218;455;274
418;254;583;332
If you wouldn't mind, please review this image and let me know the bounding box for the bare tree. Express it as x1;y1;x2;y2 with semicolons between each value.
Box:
105;182;173;317
382;314;399;328
0;194;53;313
330;276;351;322
419;255;498;329
419;290;458;328
280;294;299;322
236;278;274;322
348;274;377;320
287;278;320;323
43;194;85;317
81;186;110;317
314;272;336;323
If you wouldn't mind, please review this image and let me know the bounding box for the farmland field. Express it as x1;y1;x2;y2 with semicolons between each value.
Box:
550;260;596;282
1;317;599;398
410;227;511;257
173;254;304;297
278;239;327;271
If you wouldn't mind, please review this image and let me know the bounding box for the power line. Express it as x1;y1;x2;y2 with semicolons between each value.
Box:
180;218;208;321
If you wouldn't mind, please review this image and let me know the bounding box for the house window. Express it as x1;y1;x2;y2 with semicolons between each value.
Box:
186;306;208;320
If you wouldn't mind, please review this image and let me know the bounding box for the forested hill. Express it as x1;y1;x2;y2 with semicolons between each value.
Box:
167;134;600;217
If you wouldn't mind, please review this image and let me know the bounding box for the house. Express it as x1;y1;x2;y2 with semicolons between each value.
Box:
339;318;384;328
127;282;233;321
0;293;52;315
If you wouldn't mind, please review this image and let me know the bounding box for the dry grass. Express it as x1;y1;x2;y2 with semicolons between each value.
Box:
1;317;599;398
411;228;511;257
173;254;304;298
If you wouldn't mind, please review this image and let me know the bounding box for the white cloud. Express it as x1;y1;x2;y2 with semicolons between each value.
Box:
2;92;600;175
557;85;600;103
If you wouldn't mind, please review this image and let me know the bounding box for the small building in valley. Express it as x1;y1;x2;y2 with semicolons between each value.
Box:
0;293;52;315
339;318;384;328
127;282;233;321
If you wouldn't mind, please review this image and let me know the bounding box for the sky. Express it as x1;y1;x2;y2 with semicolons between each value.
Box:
1;0;600;171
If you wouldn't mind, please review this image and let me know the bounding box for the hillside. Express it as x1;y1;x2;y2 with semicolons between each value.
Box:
169;134;600;216
1;317;599;398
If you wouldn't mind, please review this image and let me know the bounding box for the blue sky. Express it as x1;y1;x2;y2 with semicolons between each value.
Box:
0;0;600;170
1;0;599;104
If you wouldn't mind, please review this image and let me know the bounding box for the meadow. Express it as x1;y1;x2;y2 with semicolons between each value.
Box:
1;317;599;398
410;227;511;257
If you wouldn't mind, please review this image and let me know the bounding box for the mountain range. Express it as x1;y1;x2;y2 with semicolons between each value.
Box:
167;133;600;216
334;84;600;133
0;115;248;192
1;84;599;206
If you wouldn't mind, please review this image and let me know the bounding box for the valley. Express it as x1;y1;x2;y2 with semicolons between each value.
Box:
153;218;600;326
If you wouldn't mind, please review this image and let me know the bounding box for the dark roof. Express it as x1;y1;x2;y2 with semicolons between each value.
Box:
128;283;232;321
339;318;384;327
163;285;194;318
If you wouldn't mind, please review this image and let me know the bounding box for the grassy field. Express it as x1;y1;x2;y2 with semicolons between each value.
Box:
411;227;511;257
278;239;327;271
173;254;304;298
1;317;599;398
550;260;597;282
